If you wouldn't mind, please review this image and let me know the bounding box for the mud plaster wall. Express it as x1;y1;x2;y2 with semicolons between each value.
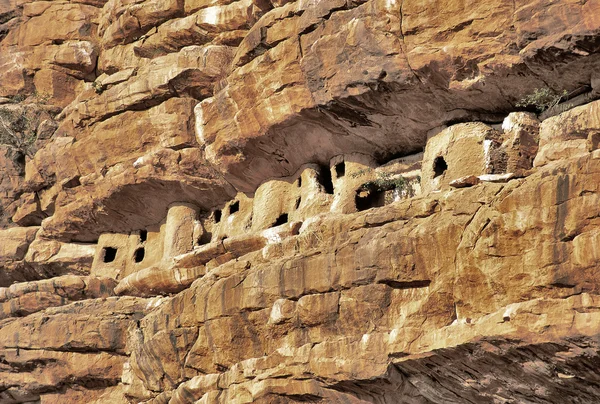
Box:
91;154;426;281
421;123;503;193
91;225;164;280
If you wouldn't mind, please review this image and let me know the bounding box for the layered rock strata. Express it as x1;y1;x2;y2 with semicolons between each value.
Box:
1;0;600;403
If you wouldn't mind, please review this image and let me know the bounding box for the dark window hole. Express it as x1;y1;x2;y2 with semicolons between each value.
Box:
272;213;288;227
214;209;222;223
139;230;147;243
296;176;302;187
197;231;212;246
14;152;25;168
355;187;386;212
294;197;301;210
318;165;334;194
433;156;448;178
134;247;145;263
229;201;239;214
102;247;117;263
335;162;345;178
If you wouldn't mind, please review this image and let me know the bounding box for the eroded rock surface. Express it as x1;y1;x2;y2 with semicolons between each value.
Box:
1;0;600;403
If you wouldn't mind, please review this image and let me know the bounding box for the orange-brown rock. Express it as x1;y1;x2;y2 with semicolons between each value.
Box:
0;1;102;105
0;275;116;320
0;296;156;403
2;0;600;402
0;146;24;226
0;226;39;286
132;0;258;59
535;100;600;167
22;97;235;241
198;0;600;192
121;152;600;402
0;101;58;227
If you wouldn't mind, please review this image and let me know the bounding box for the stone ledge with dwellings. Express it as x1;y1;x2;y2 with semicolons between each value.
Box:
118;148;600;402
67;99;600;298
3;98;600;304
2;0;600;402
0;98;600;401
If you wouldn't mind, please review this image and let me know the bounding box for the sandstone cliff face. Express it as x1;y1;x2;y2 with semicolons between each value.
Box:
1;0;600;403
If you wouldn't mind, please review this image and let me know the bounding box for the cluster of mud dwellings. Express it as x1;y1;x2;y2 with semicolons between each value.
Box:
92;116;536;282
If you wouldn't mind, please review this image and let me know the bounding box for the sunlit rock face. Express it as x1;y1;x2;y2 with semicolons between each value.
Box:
1;0;600;402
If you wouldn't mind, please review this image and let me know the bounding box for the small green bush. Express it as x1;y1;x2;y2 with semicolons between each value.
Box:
92;81;105;94
516;87;567;113
351;169;417;196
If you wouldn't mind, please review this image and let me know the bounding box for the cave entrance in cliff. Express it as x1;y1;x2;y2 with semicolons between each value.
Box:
229;201;240;215
335;161;345;178
433;156;447;178
355;185;385;211
197;231;212;246
102;247;118;263
318;165;334;194
214;209;222;223
271;213;289;227
134;247;145;263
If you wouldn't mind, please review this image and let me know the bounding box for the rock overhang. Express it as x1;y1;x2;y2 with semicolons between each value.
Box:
193;0;600;192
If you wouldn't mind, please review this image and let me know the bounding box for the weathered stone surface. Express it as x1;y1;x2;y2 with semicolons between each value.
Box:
25;101;235;241
0;146;25;227
0;350;126;404
114;264;206;297
0;296;155;403
449;175;481;188
62;45;234;128
114;231;271;296
3;4;98;47
133;0;257;59
2;0;600;402
197;0;600;192
0;2;101;102
0;296;149;351
24;238;96;277
114;151;600;402
99;0;183;48
501;112;541;171
0;275;116;320
535;99;600;167
0;102;58;227
421;123;502;194
97;42;150;73
0;226;39;286
11;191;45;226
156;295;600;403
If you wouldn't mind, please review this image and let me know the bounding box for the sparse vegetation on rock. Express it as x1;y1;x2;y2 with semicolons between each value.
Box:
352;168;418;197
92;80;105;94
516;87;567;112
0;109;37;158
